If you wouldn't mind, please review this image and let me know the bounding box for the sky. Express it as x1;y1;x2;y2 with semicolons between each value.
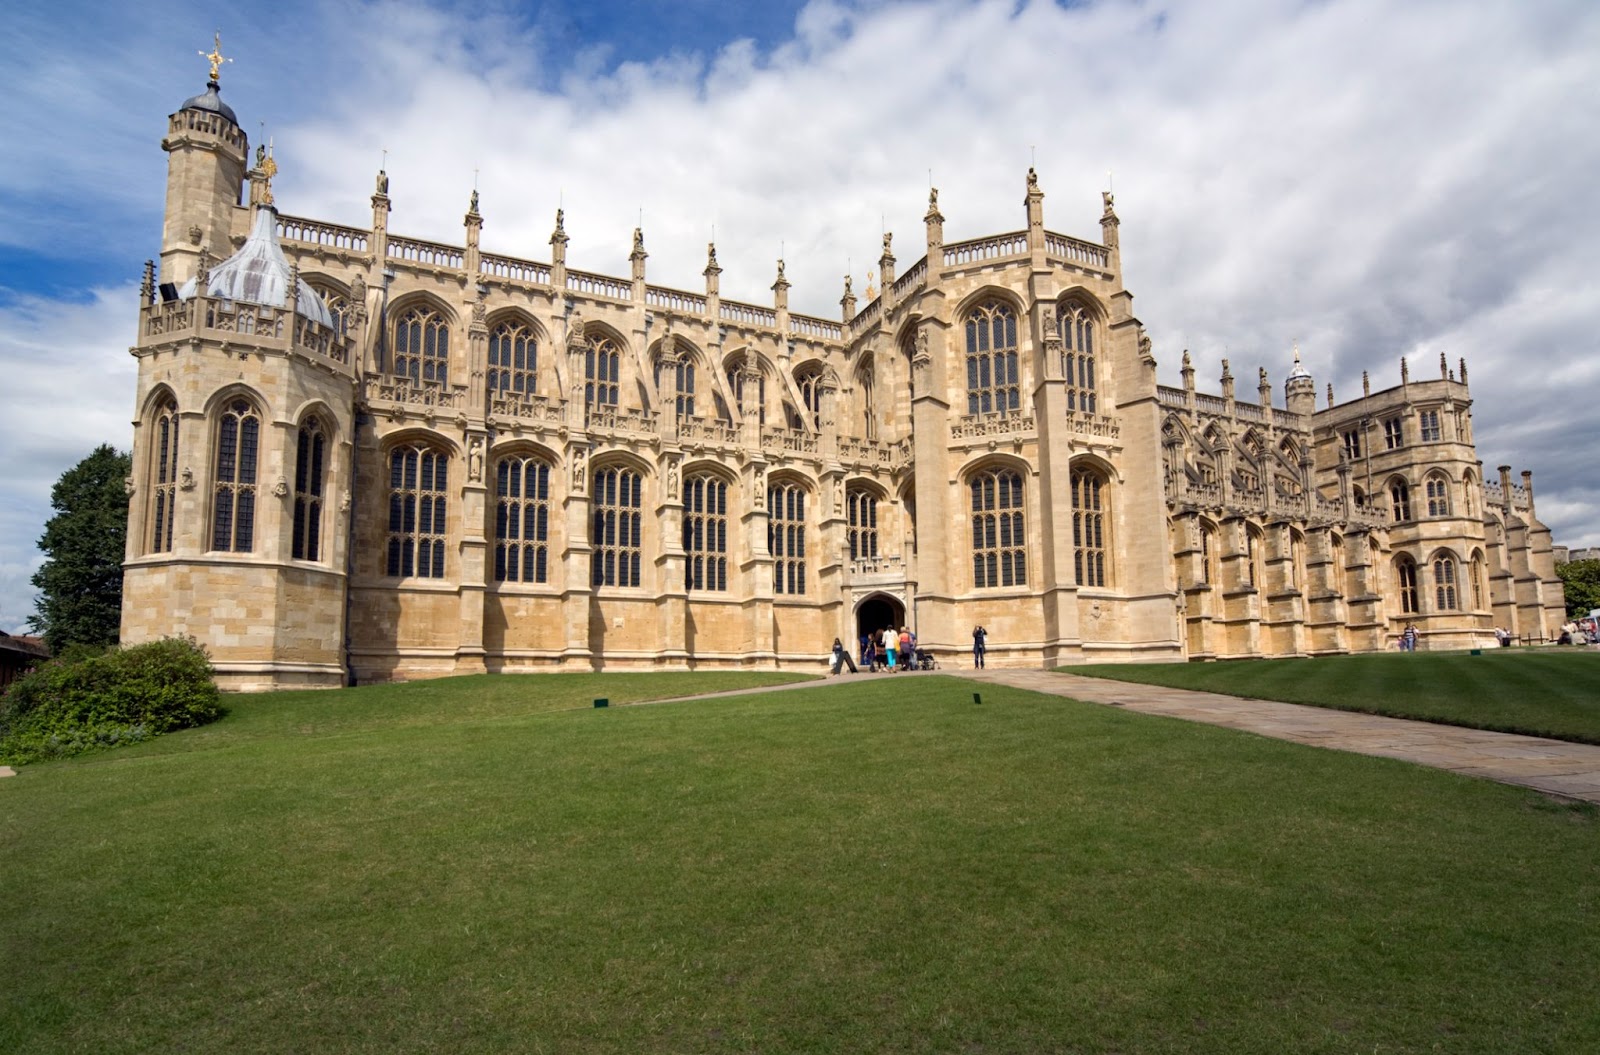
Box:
1;0;1597;633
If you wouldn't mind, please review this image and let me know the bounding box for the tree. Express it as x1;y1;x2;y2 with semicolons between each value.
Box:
1558;558;1600;617
28;445;131;653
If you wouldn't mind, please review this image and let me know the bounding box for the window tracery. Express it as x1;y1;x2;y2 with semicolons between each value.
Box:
970;468;1026;588
212;398;260;552
683;474;727;591
292;418;326;561
386;443;448;578
591;467;642;587
966;301;1020;415
394;305;449;386
149;397;180;554
847;488;878;560
488;321;538;400
1058;303;1097;412
495;456;551;583
769;482;807;595
585;334;620;408
1071;466;1107;588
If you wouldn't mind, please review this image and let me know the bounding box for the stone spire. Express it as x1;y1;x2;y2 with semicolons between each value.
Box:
924;186;944;252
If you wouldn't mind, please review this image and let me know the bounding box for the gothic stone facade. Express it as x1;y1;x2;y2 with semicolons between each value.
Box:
121;82;1566;690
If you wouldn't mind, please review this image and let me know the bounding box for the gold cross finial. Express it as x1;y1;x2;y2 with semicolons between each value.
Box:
200;31;231;83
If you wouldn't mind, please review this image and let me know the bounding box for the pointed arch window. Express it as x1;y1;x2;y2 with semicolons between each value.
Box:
729;365;766;426
965;301;1020;415
212;398;260;552
1390;479;1412;522
1243;525;1263;589
797;367;822;430
1058;303;1097;412
585;334;620;408
859;364;877;440
1071;466;1107;587
1425;475;1451;517
149;397;180;554
394;305;449;386
386;443;448;578
291;418;327;562
591;466;642;587
1433;556;1458;610
1200;522;1216;585
971;468;1026;588
495;456;551;583
769;482;807;595
317;289;351;336
847;489;878;560
683;474;727;591
488;321;538;402
1397;557;1419;614
655;356;696;420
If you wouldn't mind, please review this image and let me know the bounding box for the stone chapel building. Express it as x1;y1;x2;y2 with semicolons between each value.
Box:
120;72;1566;690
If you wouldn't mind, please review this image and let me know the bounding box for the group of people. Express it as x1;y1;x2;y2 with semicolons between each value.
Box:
830;626;923;675
1398;623;1419;652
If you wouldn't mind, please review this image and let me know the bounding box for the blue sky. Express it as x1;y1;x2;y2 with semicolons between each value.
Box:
2;0;1598;632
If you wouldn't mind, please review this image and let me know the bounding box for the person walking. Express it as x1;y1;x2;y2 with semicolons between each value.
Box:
898;627;913;671
972;625;988;668
884;626;898;671
1402;623;1418;652
831;637;858;675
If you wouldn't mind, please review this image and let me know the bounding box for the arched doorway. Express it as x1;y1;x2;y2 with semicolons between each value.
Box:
856;594;905;646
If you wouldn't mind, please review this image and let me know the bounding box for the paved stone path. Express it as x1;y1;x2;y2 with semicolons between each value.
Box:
0;766;14;779
962;668;1600;804
656;667;1600;804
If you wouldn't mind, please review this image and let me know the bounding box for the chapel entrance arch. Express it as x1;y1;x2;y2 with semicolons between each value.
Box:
855;593;905;646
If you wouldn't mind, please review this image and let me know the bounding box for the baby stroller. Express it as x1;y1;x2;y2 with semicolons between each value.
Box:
914;648;938;671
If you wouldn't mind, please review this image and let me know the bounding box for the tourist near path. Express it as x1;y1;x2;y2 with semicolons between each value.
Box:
661;666;1600;805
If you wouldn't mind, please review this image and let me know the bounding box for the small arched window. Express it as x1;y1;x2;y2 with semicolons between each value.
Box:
683;474;727;591
585;334;620;408
1425;475;1451;517
797;367;823;431
1397;557;1419;614
394;306;449;386
149;396;181;554
965;301;1020;415
1058;302;1097;412
1390;479;1412;522
1071;466;1107;587
847;488;878;560
591;466;642;587
387;442;449;578
1433;555;1458;610
488;321;538;402
1200;522;1216;585
292;418;327;562
971;468;1026;588
495;456;551;583
212;398;261;552
769;482;807;595
858;357;877;441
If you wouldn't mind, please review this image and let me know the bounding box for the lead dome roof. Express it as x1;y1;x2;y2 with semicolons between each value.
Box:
180;80;238;125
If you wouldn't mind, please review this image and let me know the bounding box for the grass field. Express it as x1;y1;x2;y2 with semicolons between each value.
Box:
3;671;1598;1054
1065;649;1600;744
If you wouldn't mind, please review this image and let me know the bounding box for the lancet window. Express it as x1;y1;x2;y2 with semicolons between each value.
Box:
769;482;807;595
683;474;727;592
965;301;1020;415
488;321;538;402
585;335;620;408
591;467;642;588
970;467;1026;588
291;418;326;562
1058;303;1097;412
394;306;449;386
149;397;180;554
1425;475;1451;517
1397;558;1419;614
1071;467;1107;587
495;456;551;584
656;356;696;420
1433;556;1458;610
386;443;448;578
212;398;260;552
1390;479;1412;522
1419;409;1442;442
847;489;878;561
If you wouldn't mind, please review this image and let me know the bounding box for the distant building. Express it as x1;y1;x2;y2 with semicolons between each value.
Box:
0;631;50;692
120;67;1565;690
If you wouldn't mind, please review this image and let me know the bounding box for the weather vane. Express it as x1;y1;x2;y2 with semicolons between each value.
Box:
199;31;231;84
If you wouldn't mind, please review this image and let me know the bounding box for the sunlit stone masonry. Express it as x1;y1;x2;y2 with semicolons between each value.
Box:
121;66;1564;689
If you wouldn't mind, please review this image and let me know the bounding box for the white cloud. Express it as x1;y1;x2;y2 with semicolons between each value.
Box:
3;0;1598;632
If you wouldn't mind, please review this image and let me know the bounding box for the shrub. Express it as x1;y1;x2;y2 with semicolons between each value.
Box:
0;637;223;764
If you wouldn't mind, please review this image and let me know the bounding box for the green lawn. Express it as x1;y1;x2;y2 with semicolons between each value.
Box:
3;672;1598;1054
1065;649;1600;744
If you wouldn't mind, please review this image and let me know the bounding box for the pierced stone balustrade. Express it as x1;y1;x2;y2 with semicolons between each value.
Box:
760;426;820;455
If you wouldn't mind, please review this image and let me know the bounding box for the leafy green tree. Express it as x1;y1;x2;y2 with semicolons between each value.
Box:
28;445;131;652
1558;558;1600;617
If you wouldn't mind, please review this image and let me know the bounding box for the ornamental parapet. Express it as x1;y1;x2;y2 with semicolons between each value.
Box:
760;426;820;456
838;436;911;469
1062;411;1120;441
585;405;659;437
489;393;562;423
677;418;742;447
951;411;1036;442
139;297;350;366
850;553;906;584
365;376;463;410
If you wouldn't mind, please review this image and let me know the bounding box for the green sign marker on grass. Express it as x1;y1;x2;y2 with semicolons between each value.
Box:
594;698;609;708
973;692;982;705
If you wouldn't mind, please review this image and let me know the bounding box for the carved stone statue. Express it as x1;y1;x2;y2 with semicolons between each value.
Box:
375;169;389;195
273;477;288;498
124;475;135;497
1027;166;1039;190
571;448;587;492
667;459;680;500
469;189;479;213
468;437;483;482
350;272;366;306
